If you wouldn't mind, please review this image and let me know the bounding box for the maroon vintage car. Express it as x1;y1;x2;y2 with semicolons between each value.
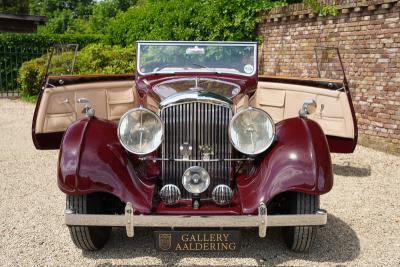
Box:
32;41;357;252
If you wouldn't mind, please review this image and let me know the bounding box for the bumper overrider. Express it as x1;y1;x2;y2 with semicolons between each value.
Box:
65;203;327;238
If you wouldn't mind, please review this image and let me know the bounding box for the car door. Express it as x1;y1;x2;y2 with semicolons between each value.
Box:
32;45;138;150
252;77;357;153
252;48;357;153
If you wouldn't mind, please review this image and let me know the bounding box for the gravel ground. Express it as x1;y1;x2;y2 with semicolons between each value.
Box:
0;98;399;266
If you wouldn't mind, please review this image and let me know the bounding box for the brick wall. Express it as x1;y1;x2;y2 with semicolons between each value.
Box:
258;0;400;154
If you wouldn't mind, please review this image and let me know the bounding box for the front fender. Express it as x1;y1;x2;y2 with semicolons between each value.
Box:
237;117;333;214
58;117;155;213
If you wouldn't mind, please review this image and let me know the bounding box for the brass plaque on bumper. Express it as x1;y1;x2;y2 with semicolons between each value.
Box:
154;230;241;251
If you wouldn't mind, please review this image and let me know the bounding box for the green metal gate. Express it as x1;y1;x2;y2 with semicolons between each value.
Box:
0;46;47;98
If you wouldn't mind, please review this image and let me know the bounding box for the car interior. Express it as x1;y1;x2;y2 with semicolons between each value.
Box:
34;78;354;140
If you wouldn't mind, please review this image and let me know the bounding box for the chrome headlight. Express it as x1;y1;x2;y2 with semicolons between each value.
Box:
118;107;163;155
229;107;275;155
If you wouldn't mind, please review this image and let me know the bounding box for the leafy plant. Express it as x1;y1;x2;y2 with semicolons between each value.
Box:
88;0;137;33
17;44;136;98
75;44;136;74
37;9;75;34
0;0;29;14
105;0;288;46
29;0;94;17
303;0;337;16
0;33;104;95
0;33;103;49
17;56;48;97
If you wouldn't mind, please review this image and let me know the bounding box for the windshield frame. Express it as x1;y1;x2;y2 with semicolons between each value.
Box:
136;41;258;77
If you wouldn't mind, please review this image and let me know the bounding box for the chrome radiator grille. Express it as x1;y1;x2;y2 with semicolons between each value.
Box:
161;101;233;199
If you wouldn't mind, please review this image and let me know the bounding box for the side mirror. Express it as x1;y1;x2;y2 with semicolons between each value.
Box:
77;98;95;117
299;99;317;118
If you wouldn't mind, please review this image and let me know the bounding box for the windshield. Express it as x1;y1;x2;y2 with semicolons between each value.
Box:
137;41;257;76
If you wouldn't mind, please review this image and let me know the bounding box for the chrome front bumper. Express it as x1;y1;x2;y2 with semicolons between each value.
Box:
65;202;327;238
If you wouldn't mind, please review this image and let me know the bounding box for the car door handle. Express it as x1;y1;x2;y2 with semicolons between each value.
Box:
319;104;325;117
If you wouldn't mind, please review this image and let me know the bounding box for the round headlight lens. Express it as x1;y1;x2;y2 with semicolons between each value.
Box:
118;107;163;155
182;166;210;194
229;107;275;155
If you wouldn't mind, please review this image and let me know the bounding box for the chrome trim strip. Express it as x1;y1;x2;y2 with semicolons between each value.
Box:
140;157;253;162
65;203;328;238
160;91;232;107
138;41;258;44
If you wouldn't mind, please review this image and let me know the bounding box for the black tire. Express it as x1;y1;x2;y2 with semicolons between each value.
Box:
66;195;111;251
283;192;319;252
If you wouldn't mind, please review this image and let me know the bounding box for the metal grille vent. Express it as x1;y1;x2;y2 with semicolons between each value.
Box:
161;101;232;199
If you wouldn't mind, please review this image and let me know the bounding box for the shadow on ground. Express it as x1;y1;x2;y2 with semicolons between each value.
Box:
83;214;360;266
333;163;371;177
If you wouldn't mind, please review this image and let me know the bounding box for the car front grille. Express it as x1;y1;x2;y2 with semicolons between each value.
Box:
161;101;233;199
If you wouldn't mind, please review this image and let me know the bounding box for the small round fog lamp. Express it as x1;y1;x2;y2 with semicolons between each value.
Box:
212;185;233;206
160;184;181;205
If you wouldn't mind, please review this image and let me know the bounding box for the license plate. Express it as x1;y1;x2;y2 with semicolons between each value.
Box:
154;230;241;251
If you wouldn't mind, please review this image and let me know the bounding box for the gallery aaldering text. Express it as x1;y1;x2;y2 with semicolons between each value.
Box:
176;233;236;251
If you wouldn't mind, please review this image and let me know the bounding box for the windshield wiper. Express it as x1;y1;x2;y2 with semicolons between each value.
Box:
187;62;209;69
153;64;172;72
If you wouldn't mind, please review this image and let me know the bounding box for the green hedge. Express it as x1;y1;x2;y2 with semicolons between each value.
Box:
18;44;135;97
0;33;104;95
76;44;136;74
17;55;47;98
0;33;104;49
105;0;286;46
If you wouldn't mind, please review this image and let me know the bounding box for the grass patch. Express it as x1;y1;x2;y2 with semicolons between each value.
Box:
20;95;38;103
358;134;400;156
